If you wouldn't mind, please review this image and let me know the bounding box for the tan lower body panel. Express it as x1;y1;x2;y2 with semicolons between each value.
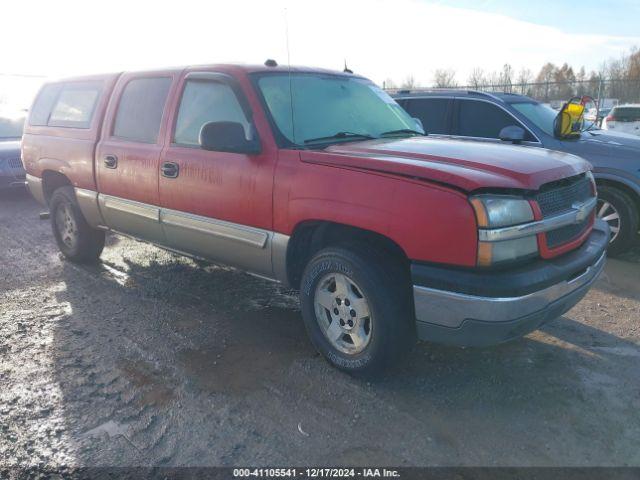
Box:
97;194;165;244
26;174;46;206
82;190;287;281
160;209;274;278
74;188;106;228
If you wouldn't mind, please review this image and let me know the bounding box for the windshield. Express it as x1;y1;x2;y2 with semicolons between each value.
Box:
254;73;423;146
0;113;26;139
613;107;640;121
510;102;559;136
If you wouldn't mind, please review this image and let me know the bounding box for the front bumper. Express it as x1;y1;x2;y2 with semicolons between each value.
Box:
412;219;609;346
0;175;26;190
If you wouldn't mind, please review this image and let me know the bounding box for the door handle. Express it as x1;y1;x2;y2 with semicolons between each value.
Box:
161;161;179;178
104;154;118;169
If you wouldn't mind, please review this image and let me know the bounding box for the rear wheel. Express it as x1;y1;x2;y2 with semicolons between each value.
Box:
299;246;415;377
596;186;639;256
50;186;105;263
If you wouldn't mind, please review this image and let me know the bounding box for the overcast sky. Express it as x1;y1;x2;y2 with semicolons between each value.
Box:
1;0;639;106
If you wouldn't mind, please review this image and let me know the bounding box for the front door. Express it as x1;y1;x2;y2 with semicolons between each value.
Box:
158;71;276;277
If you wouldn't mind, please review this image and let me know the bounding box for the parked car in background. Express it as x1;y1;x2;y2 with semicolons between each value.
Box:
0;111;26;191
602;104;640;136
585;107;612;127
394;90;640;255
23;64;607;375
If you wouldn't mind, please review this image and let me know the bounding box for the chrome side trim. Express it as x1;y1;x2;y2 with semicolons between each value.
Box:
26;174;46;206
101;196;160;221
74;188;106;228
160;209;268;249
98;194;165;243
413;252;605;328
478;197;597;242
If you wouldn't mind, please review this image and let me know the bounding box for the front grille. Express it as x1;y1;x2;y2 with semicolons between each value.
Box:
6;157;23;169
536;174;592;217
535;174;594;249
546;216;591;248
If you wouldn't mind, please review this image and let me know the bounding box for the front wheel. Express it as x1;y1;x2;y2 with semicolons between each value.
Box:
596;186;639;256
50;186;105;263
299;246;415;377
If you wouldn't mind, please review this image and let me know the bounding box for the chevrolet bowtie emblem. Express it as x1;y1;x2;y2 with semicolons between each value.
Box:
573;198;595;222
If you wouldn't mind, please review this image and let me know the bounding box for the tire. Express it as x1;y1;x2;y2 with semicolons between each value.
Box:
299;245;416;377
596;185;639;257
50;186;105;263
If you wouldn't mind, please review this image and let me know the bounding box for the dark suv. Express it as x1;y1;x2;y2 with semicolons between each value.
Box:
394;90;640;255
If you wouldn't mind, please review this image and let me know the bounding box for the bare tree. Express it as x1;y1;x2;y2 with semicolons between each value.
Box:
499;64;513;92
534;62;557;101
516;68;533;95
467;68;485;89
433;69;457;88
400;75;416;90
383;78;397;90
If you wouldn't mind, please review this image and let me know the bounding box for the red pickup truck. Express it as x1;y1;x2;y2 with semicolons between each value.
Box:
23;62;609;376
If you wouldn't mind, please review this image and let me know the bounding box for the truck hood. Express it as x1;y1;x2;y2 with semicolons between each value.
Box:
578;129;640;158
0;140;21;155
303;136;591;192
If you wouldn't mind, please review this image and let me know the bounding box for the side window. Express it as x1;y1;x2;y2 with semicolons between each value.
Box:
173;80;251;147
30;81;102;128
457;100;535;141
404;98;450;134
29;84;62;126
113;77;172;143
48;83;102;128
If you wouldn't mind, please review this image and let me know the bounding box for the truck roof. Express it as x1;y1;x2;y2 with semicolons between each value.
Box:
44;63;362;84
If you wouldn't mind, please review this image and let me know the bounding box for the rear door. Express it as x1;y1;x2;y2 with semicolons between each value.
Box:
96;72;179;242
399;97;452;136
452;98;540;145
157;71;277;277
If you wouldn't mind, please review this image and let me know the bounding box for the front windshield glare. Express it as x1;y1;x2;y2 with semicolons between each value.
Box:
256;73;423;146
510;102;558;137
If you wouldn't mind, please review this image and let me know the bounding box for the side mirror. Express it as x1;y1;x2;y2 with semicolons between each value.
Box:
413;117;424;132
199;121;260;154
499;125;526;144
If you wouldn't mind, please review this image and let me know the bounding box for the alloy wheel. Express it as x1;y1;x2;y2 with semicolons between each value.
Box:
597;199;621;243
55;203;78;250
313;273;372;355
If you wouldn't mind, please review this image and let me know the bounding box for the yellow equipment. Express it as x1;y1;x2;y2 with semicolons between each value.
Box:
554;96;589;139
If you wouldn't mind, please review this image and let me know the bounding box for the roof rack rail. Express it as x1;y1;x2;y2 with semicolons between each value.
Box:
389;87;489;95
387;87;508;102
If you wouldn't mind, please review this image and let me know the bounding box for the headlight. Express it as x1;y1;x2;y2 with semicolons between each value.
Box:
471;195;538;266
470;195;534;228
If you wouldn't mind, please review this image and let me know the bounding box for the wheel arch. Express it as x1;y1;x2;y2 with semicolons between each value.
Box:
595;177;640;221
283;220;410;290
41;170;74;204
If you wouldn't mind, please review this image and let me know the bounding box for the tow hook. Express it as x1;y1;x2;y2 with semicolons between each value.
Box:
39;212;50;220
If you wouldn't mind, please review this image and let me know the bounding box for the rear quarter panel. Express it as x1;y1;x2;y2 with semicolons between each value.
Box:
22;74;120;190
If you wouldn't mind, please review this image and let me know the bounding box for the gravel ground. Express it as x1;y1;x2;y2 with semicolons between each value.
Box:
1;190;639;467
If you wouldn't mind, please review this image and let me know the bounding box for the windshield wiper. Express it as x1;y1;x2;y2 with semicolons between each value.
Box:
379;129;426;137
303;131;376;144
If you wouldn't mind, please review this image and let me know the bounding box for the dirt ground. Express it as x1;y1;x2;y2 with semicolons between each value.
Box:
1;190;639;468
